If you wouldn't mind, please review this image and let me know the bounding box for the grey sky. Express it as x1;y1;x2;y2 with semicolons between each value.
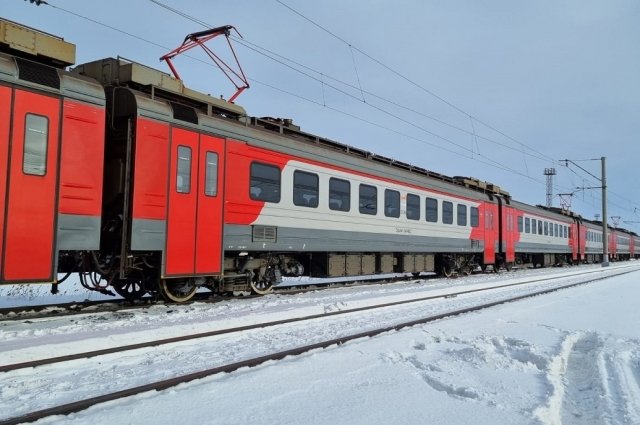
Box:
5;1;639;230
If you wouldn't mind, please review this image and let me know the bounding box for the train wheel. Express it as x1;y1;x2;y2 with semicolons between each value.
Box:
250;278;274;295
112;279;146;301
441;264;454;278
459;264;472;276
158;279;197;303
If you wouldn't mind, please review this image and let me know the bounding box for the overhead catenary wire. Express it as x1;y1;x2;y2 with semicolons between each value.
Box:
38;0;544;185
273;0;559;166
27;0;640;223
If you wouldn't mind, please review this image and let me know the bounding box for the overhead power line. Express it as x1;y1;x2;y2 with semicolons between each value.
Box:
273;0;558;165
25;0;639;220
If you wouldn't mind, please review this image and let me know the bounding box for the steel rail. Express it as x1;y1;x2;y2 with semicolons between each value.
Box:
1;267;637;425
1;265;634;374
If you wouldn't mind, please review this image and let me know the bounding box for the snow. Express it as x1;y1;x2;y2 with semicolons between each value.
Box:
1;262;640;425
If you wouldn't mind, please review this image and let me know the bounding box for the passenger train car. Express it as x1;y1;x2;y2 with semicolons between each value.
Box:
0;19;637;302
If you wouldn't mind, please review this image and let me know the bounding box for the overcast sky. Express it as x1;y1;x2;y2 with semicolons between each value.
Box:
5;1;640;230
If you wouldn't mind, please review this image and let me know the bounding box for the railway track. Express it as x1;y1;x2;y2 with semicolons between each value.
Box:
0;263;613;322
1;264;638;425
0;275;402;322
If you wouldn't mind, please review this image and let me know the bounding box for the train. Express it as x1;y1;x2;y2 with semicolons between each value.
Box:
0;18;637;302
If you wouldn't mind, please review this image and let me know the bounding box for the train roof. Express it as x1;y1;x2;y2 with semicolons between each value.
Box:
0;18;75;67
73;57;246;118
73;56;514;202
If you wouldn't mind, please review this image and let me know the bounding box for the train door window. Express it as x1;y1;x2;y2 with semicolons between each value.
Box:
293;170;319;208
457;204;467;226
470;207;479;227
518;216;524;233
176;145;192;193
384;189;400;218
485;211;490;229
329;178;350;211
525;218;531;233
425;197;438;223
406;194;420;220
359;184;377;215
204;152;218;196
442;201;453;224
23;114;49;176
250;162;281;202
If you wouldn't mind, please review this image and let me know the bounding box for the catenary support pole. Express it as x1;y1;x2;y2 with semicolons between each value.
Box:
602;156;609;267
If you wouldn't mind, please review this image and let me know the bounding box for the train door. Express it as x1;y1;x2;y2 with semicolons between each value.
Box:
2;90;60;282
503;206;517;263
195;135;225;274
0;86;10;280
482;203;496;265
165;128;224;276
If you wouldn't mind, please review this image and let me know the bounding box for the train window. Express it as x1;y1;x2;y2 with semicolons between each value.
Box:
517;216;523;233
443;201;453;224
425;197;438;223
406;194;420;220
176;145;192;193
538;221;543;235
525;218;531;233
293;170;319;208
384;189;400;218
23;114;49;176
554;224;559;237
531;219;537;234
329;178;350;211
457;204;467;226
470;207;479;227
564;226;568;238
544;222;549;236
204;152;218;196
250;162;281;203
359;184;377;215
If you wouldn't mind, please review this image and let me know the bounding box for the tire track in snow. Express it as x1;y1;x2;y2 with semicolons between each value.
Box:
560;333;607;425
535;332;640;425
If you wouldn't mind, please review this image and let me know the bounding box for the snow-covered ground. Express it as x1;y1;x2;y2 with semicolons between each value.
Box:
2;262;640;425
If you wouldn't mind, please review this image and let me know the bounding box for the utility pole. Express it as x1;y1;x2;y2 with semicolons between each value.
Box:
601;157;609;267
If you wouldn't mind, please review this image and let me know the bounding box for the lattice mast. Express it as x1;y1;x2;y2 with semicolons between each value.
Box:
544;168;556;207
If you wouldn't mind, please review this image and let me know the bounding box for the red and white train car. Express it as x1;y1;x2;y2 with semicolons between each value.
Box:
0;20;105;286
1;19;637;303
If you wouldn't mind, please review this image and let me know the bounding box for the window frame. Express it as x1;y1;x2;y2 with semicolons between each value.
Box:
470;206;479;228
457;204;467;226
384;189;400;218
406;193;420;221
23;113;49;176
176;145;192;194
442;201;453;225
359;184;378;215
249;162;281;203
425;197;438;223
293;170;319;208
204;151;218;197
329;177;351;212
